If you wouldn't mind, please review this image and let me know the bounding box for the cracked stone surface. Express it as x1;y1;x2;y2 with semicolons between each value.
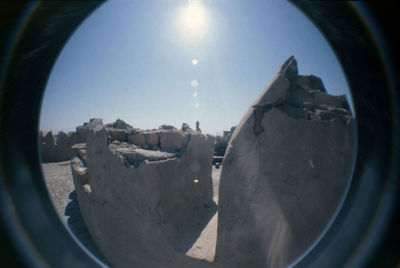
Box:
71;122;216;268
215;56;356;268
42;161;222;267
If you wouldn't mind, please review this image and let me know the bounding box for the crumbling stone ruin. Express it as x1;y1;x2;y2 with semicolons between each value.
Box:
42;56;355;268
215;56;355;267
40;118;103;162
71;120;216;268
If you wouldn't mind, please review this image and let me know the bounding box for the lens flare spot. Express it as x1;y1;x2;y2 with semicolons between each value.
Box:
191;80;199;87
192;59;199;65
193;91;198;97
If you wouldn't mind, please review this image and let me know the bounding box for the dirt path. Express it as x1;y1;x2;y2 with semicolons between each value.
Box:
185;166;220;262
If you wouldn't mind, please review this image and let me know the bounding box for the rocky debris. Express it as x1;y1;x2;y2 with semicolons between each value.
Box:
104;119;135;142
71;121;216;268
109;141;177;168
126;125;190;152
159;124;177;130
215;56;355;267
182;123;193;132
145;132;159;147
105;118;132;129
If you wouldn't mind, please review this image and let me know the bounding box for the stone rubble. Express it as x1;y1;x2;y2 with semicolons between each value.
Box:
40;118;103;162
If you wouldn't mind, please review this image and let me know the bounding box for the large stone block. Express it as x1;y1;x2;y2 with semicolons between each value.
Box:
41;119;103;162
160;131;189;151
72;126;216;268
128;133;146;146
215;56;355;267
144;132;160;147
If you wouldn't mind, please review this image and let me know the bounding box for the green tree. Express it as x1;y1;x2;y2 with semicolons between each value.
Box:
215;140;228;156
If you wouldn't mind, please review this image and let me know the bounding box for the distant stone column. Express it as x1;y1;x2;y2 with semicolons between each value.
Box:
196;120;201;133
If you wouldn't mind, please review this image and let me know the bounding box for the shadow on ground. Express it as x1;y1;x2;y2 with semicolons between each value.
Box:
64;190;109;265
170;200;218;253
65;191;218;264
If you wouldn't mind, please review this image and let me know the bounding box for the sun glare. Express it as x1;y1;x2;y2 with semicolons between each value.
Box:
179;3;208;38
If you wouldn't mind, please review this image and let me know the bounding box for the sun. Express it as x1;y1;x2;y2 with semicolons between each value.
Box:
179;3;208;38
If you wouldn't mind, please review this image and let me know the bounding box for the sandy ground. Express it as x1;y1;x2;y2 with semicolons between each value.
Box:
185;166;220;261
42;161;109;263
42;161;222;264
41;161;74;222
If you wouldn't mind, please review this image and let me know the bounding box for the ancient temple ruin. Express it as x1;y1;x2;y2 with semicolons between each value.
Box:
41;56;355;268
70;120;216;268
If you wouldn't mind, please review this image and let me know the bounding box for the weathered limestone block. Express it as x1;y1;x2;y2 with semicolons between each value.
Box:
215;56;355;268
160;131;189;151
72;125;215;268
128;133;146;146
144;132;159;147
41;118;103;162
106;129;129;142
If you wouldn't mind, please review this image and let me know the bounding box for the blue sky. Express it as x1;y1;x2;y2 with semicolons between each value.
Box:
40;0;352;135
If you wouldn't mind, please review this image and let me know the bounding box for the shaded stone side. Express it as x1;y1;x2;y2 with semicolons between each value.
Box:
40;118;103;162
72;123;216;268
215;56;355;267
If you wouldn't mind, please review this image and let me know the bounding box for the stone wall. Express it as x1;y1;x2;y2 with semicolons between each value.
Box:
71;120;216;268
215;56;355;267
43;57;355;268
40;118;103;162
